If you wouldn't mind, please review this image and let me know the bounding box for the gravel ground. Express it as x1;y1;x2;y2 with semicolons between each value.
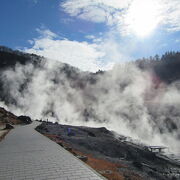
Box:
36;122;180;180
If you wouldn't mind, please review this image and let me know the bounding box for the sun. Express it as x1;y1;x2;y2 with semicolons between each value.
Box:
125;0;161;37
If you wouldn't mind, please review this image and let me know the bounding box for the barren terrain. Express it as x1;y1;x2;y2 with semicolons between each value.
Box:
36;122;180;180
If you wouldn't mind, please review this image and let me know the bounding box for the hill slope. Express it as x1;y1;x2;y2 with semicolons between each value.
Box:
0;46;180;155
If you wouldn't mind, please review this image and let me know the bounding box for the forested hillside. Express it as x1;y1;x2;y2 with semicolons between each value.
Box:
0;46;180;154
136;51;180;83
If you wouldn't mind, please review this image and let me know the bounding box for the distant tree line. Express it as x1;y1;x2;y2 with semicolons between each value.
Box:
0;45;180;84
136;51;180;83
0;46;42;70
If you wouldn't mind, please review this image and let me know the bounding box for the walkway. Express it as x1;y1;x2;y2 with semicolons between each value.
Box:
0;122;104;180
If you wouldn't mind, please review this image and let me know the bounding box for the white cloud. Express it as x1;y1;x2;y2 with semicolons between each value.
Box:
61;0;180;36
61;0;126;25
85;35;96;40
164;0;180;32
23;29;130;72
36;28;57;38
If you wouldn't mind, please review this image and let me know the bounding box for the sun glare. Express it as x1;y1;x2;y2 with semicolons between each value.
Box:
125;0;161;37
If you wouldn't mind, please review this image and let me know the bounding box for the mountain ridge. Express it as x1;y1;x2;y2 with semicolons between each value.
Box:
0;45;180;156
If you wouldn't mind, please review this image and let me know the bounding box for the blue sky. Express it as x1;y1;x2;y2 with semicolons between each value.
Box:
1;0;180;71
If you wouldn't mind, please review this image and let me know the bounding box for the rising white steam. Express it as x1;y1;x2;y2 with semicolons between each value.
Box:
0;59;180;154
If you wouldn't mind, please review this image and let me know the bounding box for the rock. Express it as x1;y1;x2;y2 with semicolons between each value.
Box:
76;155;88;162
99;170;112;174
64;146;73;151
47;122;53;125
18;116;32;124
4;123;14;129
58;142;64;147
132;161;143;169
98;127;109;134
72;151;77;156
88;131;96;137
35;123;49;133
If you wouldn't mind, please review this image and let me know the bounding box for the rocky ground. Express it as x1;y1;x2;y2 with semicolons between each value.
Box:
36;122;180;180
0;107;32;141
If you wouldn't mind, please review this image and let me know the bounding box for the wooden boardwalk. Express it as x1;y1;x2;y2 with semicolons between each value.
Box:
0;122;105;180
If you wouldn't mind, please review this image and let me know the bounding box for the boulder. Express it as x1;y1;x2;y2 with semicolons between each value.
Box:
18;116;32;124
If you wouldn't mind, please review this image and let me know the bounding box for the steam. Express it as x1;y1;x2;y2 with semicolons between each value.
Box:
0;59;180;154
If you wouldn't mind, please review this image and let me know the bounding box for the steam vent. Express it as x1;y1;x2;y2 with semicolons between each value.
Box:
1;0;180;179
